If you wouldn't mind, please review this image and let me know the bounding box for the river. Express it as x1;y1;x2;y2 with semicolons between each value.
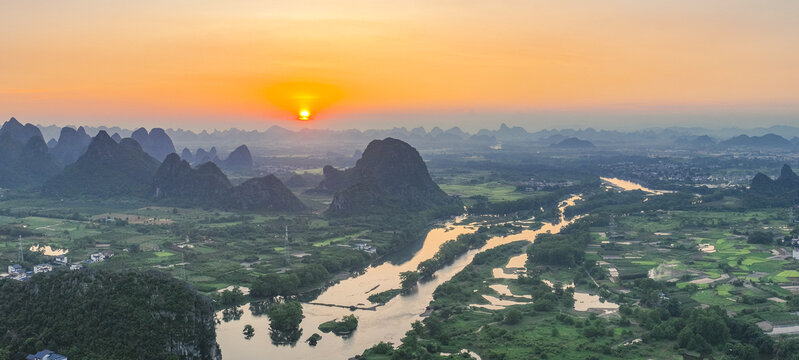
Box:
215;195;582;359
600;177;672;195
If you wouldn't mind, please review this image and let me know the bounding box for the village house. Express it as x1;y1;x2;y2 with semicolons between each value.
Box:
26;350;68;360
54;255;68;265
353;243;377;254
7;264;29;281
8;264;22;275
34;264;53;274
89;253;105;263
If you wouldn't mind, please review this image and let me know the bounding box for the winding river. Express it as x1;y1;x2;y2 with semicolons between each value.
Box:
600;177;672;195
215;195;583;359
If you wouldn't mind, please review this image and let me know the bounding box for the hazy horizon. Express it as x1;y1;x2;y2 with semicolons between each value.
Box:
19;109;799;134
3;1;799;131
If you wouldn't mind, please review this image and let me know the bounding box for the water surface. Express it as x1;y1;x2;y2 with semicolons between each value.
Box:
216;195;582;359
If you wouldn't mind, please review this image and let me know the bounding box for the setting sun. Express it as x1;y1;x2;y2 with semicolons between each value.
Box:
298;110;310;121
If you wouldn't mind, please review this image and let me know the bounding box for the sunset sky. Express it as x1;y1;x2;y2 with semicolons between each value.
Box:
2;1;799;131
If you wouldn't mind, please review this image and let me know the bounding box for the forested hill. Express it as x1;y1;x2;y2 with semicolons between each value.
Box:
0;270;220;360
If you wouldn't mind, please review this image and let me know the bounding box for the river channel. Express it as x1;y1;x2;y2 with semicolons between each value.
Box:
216;195;583;359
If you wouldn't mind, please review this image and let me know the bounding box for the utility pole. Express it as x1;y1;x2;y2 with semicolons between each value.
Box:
18;235;23;263
181;252;187;281
285;225;290;267
609;215;617;241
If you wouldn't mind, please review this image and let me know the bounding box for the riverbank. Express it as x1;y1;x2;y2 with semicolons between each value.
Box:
214;194;585;359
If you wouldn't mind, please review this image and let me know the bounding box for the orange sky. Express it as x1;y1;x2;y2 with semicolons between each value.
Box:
2;1;799;130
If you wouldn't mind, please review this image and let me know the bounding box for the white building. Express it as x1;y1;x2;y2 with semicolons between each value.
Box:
90;253;105;263
54;255;68;265
353;243;377;254
8;264;23;275
34;264;53;274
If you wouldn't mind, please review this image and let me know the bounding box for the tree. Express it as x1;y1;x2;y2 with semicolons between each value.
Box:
267;301;304;345
417;259;439;279
251;273;300;298
399;271;420;292
777;338;799;360
504;309;522;325
788;296;799;311
307;333;322;346
747;231;773;244
268;301;304;332
242;324;254;339
728;343;758;360
219;287;245;307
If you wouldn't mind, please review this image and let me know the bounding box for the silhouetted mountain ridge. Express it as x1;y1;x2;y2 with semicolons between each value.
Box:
131;127;177;161
43;131;161;197
153;153;304;211
319;138;460;215
551;137;595;149
0;118;62;188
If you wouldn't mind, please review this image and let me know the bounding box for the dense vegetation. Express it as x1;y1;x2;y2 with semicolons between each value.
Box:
417;225;517;279
318;315;359;335
527;223;592;266
267;301;304;345
0;270;219;360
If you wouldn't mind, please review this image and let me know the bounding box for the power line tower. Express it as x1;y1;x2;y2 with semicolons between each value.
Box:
17;235;24;263
181;252;187;281
609;215;618;241
284;225;290;267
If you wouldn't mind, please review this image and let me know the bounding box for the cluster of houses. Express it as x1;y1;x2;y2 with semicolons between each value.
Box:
352;242;377;254
3;251;114;281
518;178;576;192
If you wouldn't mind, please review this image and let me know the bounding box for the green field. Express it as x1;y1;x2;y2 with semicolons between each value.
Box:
439;181;529;202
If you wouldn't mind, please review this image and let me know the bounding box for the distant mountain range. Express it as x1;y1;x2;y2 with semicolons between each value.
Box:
0;118;456;214
180;145;252;170
43;131;161;197
747;164;799;206
27;117;799;152
720;133;795;148
131;127;177;161
153;154;304;211
0;118;254;188
0;118;62;188
750;165;799;193
0;118;296;212
51;126;92;165
550;137;595;149
41;131;302;211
